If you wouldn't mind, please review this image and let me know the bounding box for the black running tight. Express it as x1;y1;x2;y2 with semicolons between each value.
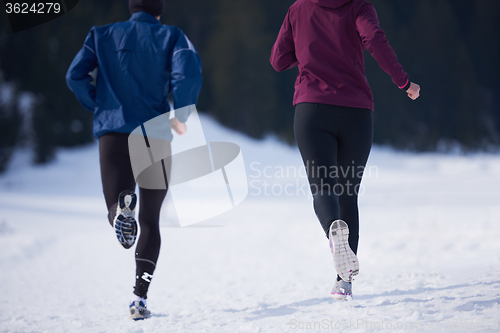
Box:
99;132;168;298
294;103;373;254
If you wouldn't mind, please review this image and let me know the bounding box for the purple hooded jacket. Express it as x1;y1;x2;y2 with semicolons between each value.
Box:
270;0;409;110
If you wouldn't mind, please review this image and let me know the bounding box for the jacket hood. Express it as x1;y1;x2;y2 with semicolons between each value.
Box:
309;0;352;9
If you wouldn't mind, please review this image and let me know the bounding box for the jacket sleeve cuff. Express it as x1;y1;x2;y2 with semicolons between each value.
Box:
400;80;411;91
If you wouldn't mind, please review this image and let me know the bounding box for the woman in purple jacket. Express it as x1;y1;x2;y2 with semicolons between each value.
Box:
270;0;420;300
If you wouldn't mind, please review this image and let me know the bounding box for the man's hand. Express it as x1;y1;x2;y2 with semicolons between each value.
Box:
407;82;420;100
171;117;187;135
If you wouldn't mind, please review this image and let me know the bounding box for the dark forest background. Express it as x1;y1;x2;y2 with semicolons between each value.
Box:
1;0;499;172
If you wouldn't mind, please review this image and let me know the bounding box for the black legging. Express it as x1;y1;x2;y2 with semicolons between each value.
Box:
99;132;168;298
294;103;373;254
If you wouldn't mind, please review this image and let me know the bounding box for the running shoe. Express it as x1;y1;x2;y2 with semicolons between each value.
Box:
329;220;359;282
330;279;352;301
113;190;137;249
130;300;151;320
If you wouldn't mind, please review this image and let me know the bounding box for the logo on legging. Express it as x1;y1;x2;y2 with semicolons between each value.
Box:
141;272;153;283
128;105;248;226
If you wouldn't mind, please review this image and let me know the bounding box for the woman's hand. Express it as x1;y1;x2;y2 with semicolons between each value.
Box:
171;117;187;135
407;82;420;100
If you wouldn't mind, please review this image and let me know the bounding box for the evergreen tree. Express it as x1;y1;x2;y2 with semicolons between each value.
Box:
205;0;280;139
0;77;22;172
1;0;500;174
368;0;483;151
470;0;500;146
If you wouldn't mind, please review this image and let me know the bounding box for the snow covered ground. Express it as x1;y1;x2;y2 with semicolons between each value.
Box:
1;114;499;333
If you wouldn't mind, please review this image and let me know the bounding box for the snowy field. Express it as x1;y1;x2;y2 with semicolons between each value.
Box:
1;115;500;333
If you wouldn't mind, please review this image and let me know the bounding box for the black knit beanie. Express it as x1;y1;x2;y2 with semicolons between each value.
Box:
129;0;165;17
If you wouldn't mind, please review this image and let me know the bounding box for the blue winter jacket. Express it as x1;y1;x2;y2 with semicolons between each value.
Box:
66;12;202;139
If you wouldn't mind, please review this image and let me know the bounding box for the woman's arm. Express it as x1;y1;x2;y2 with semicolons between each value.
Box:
406;82;420;100
355;3;410;91
270;10;298;72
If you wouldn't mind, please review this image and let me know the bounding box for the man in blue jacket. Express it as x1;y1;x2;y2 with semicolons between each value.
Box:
66;0;202;320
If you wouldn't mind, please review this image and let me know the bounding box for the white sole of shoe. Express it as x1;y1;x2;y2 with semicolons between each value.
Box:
113;214;137;249
130;309;151;320
117;191;136;218
330;293;350;301
329;220;359;282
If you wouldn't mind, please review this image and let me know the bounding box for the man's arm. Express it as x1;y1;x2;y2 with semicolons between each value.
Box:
270;10;298;72
66;28;98;111
169;29;202;123
170;117;187;135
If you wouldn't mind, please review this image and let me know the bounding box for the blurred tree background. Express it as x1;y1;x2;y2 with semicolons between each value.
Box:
0;0;499;172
